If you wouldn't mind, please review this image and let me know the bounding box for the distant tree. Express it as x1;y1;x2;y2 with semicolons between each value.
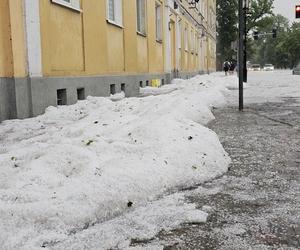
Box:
246;0;274;33
281;22;300;68
248;14;298;69
216;0;238;68
216;0;274;69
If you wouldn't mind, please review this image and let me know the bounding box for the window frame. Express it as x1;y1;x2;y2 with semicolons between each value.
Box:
136;0;147;36
106;0;123;28
51;0;81;12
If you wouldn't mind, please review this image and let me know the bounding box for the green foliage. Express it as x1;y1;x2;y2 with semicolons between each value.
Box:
281;23;300;68
216;0;238;64
217;0;298;69
249;14;300;69
247;0;274;33
216;0;273;65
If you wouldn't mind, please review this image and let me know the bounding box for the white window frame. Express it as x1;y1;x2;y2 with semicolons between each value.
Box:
106;0;123;27
51;0;81;12
136;0;147;35
155;2;162;42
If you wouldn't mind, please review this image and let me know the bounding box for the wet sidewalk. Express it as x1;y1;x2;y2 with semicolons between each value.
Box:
135;96;300;249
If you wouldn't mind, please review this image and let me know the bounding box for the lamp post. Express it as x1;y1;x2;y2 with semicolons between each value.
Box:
238;0;246;111
243;0;249;83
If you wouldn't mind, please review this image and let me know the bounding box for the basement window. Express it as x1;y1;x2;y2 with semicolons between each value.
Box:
51;0;81;12
57;89;67;106
121;83;126;92
139;81;143;87
110;84;116;95
77;88;85;100
146;80;149;86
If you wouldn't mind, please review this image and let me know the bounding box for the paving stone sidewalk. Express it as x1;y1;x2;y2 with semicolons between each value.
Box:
132;96;300;249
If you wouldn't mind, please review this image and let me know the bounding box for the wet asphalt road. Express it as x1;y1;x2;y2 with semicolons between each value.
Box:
132;72;300;249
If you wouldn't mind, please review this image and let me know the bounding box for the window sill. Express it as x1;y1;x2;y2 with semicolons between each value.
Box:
106;19;124;29
51;0;82;12
137;31;147;37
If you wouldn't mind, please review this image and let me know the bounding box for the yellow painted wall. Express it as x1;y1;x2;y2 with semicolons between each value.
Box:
123;0;138;73
137;36;149;73
0;0;13;77
40;0;85;76
39;0;166;77
81;0;107;75
0;0;27;77
107;25;125;73
175;0;217;73
147;0;164;73
0;0;216;78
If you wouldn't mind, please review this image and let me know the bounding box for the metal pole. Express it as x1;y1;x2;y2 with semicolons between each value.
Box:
243;7;247;82
238;0;244;111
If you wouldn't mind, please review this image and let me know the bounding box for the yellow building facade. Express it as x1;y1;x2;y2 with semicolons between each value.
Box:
0;0;217;121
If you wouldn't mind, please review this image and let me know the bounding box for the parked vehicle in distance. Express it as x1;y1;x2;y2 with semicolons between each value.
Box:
251;64;261;71
292;62;300;75
263;64;275;71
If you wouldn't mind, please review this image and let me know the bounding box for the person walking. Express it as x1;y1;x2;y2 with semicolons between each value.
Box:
223;61;230;76
229;61;236;75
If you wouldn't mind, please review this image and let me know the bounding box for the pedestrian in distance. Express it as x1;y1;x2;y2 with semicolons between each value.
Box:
223;61;231;76
229;61;236;75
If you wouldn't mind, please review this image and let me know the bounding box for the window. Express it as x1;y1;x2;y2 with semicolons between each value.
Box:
57;89;67;105
121;83;126;92
107;0;123;26
77;88;85;100
110;84;116;95
155;3;162;41
51;0;81;12
136;0;146;35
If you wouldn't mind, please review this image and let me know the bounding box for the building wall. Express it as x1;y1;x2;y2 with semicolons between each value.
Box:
39;0;165;77
0;0;217;121
0;0;13;77
0;0;28;121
